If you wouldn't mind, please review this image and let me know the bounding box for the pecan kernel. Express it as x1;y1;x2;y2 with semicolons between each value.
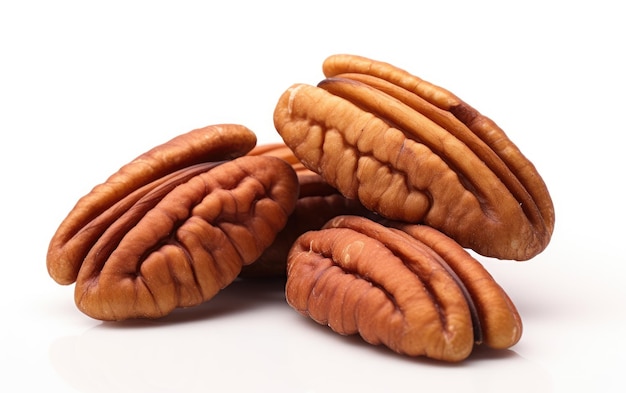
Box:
286;215;522;362
47;125;299;320
274;54;554;261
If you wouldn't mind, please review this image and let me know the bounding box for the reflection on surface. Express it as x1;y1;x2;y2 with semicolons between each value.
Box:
50;278;552;393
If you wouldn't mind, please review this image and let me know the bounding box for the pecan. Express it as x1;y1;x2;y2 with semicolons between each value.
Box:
273;54;555;261
240;143;370;278
46;124;299;320
285;215;522;362
47;124;257;285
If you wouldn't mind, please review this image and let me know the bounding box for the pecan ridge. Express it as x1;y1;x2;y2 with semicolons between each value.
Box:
47;124;299;320
286;215;522;362
274;54;555;261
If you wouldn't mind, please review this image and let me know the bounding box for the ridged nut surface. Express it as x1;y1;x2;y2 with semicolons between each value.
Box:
274;54;554;260
47;125;298;320
286;215;522;362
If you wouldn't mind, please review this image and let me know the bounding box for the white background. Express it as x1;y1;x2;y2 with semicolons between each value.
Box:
2;1;625;392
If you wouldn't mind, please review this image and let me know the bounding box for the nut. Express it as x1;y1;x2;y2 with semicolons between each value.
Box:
285;215;522;362
240;143;370;278
45;55;548;364
273;54;555;261
46;125;299;320
47;124;257;285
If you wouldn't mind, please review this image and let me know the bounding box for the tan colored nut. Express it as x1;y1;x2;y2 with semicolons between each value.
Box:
274;54;555;261
285;215;522;362
47;125;299;320
241;143;370;278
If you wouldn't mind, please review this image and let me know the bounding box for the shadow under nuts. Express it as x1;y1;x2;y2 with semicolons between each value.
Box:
274;54;555;261
285;215;522;362
46;124;299;320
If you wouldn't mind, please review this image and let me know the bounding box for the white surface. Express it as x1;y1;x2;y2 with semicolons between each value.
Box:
2;1;625;392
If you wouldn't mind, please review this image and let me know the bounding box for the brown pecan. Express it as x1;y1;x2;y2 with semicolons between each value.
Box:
240;143;370;278
285;215;522;362
273;54;555;261
47;124;257;285
46;125;299;320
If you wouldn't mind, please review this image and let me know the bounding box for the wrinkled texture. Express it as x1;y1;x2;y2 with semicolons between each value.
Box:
46;125;299;320
274;54;555;261
47;124;257;285
241;144;370;278
285;215;522;362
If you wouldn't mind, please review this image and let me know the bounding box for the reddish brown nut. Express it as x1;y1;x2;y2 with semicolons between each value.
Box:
240;143;370;278
285;215;522;362
47;124;257;285
273;54;555;261
47;125;299;320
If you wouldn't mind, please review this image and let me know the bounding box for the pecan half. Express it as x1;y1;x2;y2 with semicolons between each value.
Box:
273;54;555;261
240;143;370;278
47;124;257;285
285;215;522;362
47;125;299;320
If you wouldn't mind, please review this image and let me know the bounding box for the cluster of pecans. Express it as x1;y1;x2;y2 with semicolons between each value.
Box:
47;54;554;362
